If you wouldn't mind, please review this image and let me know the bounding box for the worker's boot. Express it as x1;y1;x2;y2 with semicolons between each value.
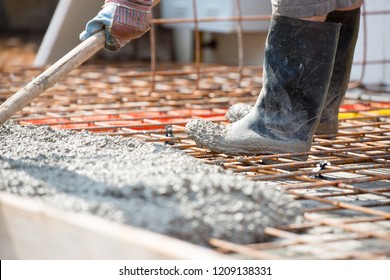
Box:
185;14;340;160
226;9;361;139
316;8;360;137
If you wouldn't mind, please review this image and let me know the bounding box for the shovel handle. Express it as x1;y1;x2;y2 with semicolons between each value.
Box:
0;0;161;126
0;30;105;125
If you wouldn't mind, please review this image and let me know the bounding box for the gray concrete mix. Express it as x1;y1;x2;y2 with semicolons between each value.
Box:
0;122;302;246
225;103;253;123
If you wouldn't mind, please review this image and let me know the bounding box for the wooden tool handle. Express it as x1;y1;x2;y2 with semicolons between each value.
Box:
0;0;161;126
0;30;105;125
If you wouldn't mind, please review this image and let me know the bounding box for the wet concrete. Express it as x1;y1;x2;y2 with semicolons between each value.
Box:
0;122;302;246
185;116;309;160
225;103;252;123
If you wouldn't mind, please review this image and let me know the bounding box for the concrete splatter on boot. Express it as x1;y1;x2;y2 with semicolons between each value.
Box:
186;15;340;160
316;8;361;137
225;103;253;123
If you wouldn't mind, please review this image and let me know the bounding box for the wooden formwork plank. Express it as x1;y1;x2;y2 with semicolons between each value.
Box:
0;193;227;260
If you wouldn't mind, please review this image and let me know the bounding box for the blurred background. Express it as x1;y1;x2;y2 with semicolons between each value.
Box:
0;0;58;32
0;0;389;86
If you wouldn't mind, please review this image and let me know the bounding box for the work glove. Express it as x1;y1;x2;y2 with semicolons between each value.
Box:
79;0;153;51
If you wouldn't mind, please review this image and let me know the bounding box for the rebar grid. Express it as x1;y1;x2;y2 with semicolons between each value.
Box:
1;62;389;259
1;0;390;259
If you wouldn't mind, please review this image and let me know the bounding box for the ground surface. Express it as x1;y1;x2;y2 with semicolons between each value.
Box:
0;122;302;246
0;36;389;259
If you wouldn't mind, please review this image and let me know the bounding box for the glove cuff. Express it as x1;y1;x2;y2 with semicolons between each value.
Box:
104;0;152;31
105;0;153;9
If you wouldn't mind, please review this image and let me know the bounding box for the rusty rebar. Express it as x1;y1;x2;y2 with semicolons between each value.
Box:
1;1;389;260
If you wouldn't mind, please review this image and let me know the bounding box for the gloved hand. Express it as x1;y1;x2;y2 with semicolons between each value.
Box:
80;0;153;51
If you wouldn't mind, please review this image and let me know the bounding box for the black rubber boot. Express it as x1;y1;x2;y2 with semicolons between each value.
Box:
316;8;361;137
186;14;340;160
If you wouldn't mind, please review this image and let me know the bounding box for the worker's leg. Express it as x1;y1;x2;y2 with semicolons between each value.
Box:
336;0;363;11
317;0;362;136
186;12;341;160
301;15;326;22
226;1;363;138
271;0;361;19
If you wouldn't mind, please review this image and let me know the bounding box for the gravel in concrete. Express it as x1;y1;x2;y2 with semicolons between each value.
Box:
0;122;302;246
225;103;252;123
